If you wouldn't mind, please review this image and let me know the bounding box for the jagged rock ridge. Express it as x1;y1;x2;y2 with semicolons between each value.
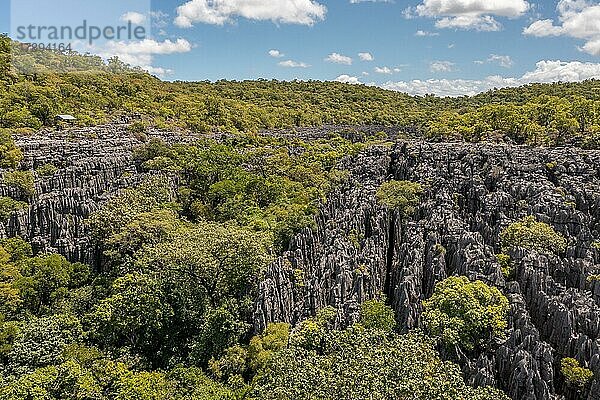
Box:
255;142;600;400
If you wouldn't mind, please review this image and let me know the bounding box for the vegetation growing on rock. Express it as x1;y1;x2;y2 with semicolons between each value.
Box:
423;276;509;352
560;357;594;388
35;163;58;177
2;170;35;198
501;216;567;254
358;299;396;332
0;131;23;169
376;180;423;217
0;197;27;222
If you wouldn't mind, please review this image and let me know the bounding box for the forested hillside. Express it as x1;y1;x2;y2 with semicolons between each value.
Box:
0;35;599;399
1;35;600;149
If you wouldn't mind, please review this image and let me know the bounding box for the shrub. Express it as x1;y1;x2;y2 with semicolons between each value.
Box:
586;275;600;283
581;131;600;150
561;357;593;388
359;299;396;332
496;253;513;279
376;180;423;218
246;323;290;373
0;196;27;222
423;276;509;352
35;163;58;177
2;170;35;197
501;216;567;254
0;130;23;169
127;121;147;134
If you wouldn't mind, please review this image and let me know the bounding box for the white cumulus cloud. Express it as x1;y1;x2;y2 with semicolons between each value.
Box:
358;52;374;61
488;54;514;68
325;52;353;65
374;66;402;74
523;19;563;37
278;60;310;68
415;30;440;36
523;0;600;56
430;60;455;72
175;0;326;27
408;0;530;31
74;38;192;77
335;74;362;84
121;12;147;25
269;49;284;58
375;66;393;74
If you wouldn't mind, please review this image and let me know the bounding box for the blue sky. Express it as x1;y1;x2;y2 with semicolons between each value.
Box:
2;0;600;96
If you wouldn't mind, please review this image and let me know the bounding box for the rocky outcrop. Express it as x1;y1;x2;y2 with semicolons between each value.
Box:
0;125;187;264
255;142;600;400
3;126;599;399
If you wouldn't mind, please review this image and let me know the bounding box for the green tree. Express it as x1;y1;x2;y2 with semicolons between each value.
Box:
560;357;594;388
89;273;173;366
423;276;509;352
376;180;423;217
501;216;567;254
0;130;23;169
358;299;396;332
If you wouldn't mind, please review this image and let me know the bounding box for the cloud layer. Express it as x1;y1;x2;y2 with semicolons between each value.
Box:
381;60;600;97
78;38;192;77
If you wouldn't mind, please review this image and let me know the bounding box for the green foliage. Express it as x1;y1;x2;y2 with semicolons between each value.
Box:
190;306;249;367
133;136;360;251
89;273;173;364
376;180;423;217
35;163;58;177
496;253;513;279
210;322;290;381
14;254;89;316
358;299;396;332
87;175;176;242
423;276;509;352
0;353;234;400
7;314;83;374
290;307;337;351
0;197;27;222
252;325;509;400
2;170;35;198
587;275;600;283
501;216;567;254
0;130;23;169
127;121;147;134
560;357;594;388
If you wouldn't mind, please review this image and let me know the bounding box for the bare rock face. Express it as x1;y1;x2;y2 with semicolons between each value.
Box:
255;142;600;400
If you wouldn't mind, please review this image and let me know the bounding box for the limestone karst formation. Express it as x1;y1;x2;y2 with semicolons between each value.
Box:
3;125;599;399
